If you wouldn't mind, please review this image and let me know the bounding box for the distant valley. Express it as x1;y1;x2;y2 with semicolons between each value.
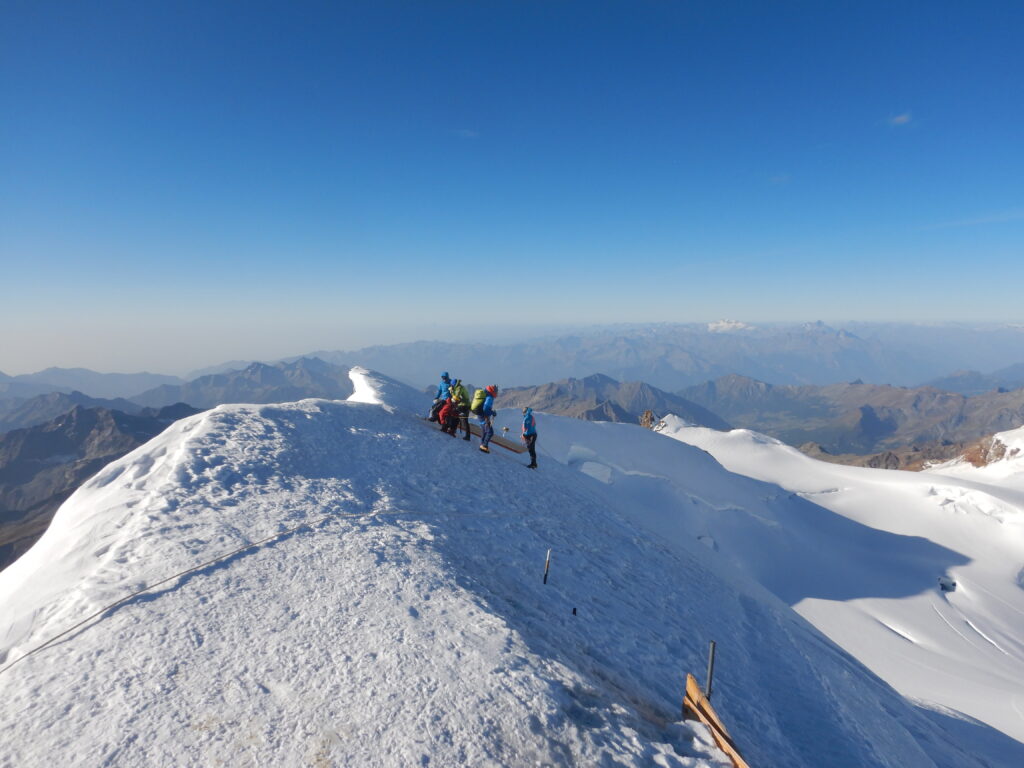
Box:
680;374;1024;456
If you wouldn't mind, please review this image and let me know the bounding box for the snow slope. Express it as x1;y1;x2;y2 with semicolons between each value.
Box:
653;417;1024;758
0;372;1000;766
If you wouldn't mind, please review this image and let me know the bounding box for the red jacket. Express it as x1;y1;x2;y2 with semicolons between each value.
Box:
438;399;456;423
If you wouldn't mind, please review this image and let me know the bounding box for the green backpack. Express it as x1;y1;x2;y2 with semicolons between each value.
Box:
470;387;487;415
450;381;469;406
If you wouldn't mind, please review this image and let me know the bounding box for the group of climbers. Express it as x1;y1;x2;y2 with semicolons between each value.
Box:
428;372;538;468
439;377;471;440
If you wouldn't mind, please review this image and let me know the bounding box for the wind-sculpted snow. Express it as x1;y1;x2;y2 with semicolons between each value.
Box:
346;365;425;414
657;417;1024;760
0;378;997;766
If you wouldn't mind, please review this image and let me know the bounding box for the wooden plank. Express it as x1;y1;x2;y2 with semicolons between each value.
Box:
421;417;526;453
683;674;751;768
686;673;731;738
684;697;751;768
466;422;526;453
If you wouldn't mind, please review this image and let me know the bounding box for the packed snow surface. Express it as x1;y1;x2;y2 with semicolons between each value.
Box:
0;371;1010;766
657;417;1024;758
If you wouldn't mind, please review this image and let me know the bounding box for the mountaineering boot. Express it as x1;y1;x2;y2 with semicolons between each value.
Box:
479;445;490;454
463;435;471;441
527;462;537;469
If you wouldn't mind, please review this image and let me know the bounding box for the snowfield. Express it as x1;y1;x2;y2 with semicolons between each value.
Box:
657;417;1024;762
0;370;1018;766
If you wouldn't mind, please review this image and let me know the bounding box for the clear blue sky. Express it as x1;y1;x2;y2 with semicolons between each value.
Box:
2;1;1022;374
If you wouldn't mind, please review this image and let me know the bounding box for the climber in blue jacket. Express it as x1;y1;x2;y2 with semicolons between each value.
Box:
473;385;498;453
427;372;452;422
522;407;538;468
434;372;452;401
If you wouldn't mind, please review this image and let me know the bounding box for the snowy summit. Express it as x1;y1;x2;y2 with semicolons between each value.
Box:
706;320;755;333
0;369;1020;766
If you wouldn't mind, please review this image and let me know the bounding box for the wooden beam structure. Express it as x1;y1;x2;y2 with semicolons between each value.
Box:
682;673;751;768
422;417;526;454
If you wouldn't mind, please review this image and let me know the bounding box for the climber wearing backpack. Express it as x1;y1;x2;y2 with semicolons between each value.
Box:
428;371;451;422
522;407;538;469
471;385;498;453
448;379;472;441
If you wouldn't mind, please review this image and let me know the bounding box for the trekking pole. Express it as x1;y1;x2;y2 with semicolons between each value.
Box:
543;548;552;584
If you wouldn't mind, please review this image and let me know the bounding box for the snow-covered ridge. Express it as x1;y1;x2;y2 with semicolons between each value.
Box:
0;374;1013;765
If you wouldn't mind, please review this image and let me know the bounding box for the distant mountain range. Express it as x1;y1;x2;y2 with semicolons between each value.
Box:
183;360;257;380
7;321;1024;402
305;321;1024;391
499;373;730;429
0;368;183;399
131;358;356;409
680;374;1024;455
0;391;142;433
0;403;199;570
924;363;1024;396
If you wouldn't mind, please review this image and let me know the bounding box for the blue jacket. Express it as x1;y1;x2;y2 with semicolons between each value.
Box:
480;394;495;419
434;377;451;400
522;408;537;436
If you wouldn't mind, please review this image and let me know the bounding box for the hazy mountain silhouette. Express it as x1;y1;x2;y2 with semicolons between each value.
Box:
300;322;1024;391
500;373;730;429
131;357;355;409
0;379;69;400
183;360;257;380
925;363;1024;396
0;391;142;433
10;368;183;399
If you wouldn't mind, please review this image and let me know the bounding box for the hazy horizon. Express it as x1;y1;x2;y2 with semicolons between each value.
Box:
3;318;1024;378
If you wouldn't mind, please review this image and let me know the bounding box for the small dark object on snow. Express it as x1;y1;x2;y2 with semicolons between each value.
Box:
938;575;957;592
